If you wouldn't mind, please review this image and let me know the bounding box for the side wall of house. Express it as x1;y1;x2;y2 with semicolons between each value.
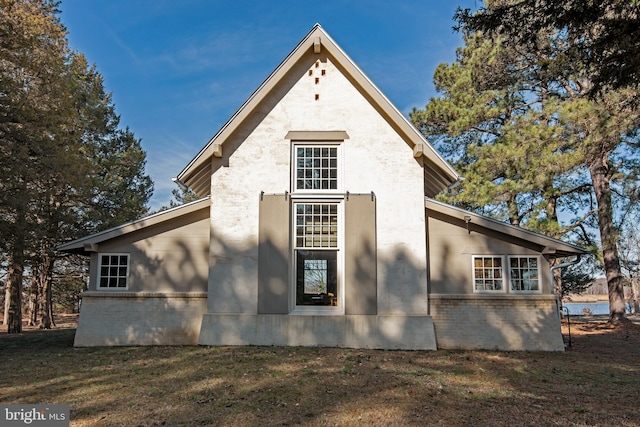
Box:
75;208;210;346
426;212;565;351
200;50;436;349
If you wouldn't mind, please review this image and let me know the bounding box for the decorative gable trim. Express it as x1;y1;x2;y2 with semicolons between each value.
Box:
285;130;349;141
177;24;459;197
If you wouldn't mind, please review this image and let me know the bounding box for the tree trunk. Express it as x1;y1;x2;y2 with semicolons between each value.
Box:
507;194;520;227
3;284;10;325
551;259;562;296
5;253;24;333
27;272;39;327
589;155;627;323
632;276;640;314
38;257;55;329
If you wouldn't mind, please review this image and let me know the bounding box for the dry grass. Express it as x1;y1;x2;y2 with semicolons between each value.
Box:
1;314;640;426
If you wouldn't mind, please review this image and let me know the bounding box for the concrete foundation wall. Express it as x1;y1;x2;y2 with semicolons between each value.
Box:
429;295;564;351
74;292;207;346
199;313;437;350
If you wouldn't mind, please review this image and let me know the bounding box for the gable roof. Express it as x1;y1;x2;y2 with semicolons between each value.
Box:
425;198;587;258
176;24;459;197
55;197;210;255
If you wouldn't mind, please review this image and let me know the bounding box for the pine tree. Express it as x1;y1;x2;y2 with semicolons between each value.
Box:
0;0;153;331
0;0;72;332
455;0;640;95
412;20;640;322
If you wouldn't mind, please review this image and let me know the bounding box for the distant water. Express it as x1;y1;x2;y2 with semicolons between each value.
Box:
563;302;609;316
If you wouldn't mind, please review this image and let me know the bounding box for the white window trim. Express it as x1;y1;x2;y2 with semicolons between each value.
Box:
290;200;345;315
291;141;344;195
507;255;543;294
289;140;346;314
472;255;507;294
97;253;130;290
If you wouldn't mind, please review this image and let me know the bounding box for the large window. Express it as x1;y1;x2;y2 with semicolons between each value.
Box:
509;256;540;292
473;256;504;292
292;142;343;310
98;254;129;289
294;202;340;307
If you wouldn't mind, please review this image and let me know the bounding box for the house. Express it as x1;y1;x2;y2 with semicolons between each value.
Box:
56;24;586;351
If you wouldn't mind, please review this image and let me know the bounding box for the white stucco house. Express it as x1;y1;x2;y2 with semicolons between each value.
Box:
57;24;585;351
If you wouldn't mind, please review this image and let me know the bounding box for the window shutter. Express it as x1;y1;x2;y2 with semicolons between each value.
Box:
344;194;377;315
258;194;290;314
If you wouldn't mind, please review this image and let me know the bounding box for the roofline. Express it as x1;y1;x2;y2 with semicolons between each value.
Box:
55;197;211;254
425;197;587;256
177;24;459;191
177;25;323;184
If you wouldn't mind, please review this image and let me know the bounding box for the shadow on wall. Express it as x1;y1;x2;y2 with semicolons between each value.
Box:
76;209;211;346
430;241;564;351
377;245;428;315
203;230;438;349
79;219;563;350
75;295;208;346
132;239;210;293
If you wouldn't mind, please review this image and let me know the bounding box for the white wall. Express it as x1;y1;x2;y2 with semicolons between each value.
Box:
206;50;428;316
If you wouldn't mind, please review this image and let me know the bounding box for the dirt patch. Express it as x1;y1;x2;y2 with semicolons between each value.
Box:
563;315;640;357
0;313;79;331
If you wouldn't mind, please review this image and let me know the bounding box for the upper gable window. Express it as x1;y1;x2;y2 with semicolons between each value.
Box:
293;144;340;192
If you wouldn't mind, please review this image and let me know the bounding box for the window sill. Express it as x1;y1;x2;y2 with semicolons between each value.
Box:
290;307;344;315
431;293;555;300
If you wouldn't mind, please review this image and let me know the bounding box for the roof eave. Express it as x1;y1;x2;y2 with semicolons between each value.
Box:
55;197;211;255
425;197;587;257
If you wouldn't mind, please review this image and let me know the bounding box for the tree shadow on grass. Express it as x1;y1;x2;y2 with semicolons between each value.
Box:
0;327;75;353
2;329;640;426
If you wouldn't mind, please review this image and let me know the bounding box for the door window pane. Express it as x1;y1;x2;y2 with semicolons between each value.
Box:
296;250;338;306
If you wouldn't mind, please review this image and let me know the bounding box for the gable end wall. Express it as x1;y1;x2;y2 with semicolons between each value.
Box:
205;50;429;317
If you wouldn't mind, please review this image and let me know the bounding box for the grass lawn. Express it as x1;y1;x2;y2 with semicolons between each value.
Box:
1;315;640;426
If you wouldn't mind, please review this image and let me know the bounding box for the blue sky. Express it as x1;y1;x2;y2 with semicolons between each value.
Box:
59;0;478;210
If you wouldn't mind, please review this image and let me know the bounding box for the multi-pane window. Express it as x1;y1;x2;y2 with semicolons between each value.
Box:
292;142;342;310
473;256;504;291
295;146;338;191
509;256;540;292
98;254;129;289
295;203;338;248
295;202;339;306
